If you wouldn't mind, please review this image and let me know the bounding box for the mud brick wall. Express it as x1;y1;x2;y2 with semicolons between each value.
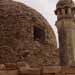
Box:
0;0;59;67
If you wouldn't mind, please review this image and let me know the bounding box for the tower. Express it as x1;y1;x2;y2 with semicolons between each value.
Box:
55;0;75;65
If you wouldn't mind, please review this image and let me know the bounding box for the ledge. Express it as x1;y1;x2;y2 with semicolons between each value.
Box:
43;66;61;73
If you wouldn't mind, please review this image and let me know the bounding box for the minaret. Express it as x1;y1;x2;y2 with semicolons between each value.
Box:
55;0;75;65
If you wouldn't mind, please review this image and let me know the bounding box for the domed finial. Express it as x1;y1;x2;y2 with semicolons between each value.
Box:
56;0;74;8
55;0;75;19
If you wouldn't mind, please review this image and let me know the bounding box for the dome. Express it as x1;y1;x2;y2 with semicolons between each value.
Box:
0;0;57;66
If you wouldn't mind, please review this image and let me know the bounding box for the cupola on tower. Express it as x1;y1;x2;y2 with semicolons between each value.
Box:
55;0;75;65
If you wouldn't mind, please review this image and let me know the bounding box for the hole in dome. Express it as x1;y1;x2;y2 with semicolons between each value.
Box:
34;26;45;43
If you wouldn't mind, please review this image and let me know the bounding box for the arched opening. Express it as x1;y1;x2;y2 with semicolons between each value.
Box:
34;26;45;43
65;8;68;14
65;7;69;15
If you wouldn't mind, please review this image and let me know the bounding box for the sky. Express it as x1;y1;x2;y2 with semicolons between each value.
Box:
13;0;75;47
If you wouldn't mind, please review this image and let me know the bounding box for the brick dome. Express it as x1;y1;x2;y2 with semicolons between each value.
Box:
0;0;58;67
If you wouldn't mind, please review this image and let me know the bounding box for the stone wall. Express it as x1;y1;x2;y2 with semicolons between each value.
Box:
0;63;75;75
0;0;58;67
0;63;61;75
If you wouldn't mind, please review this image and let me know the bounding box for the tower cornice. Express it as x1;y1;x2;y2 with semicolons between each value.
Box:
55;0;75;20
56;0;74;8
